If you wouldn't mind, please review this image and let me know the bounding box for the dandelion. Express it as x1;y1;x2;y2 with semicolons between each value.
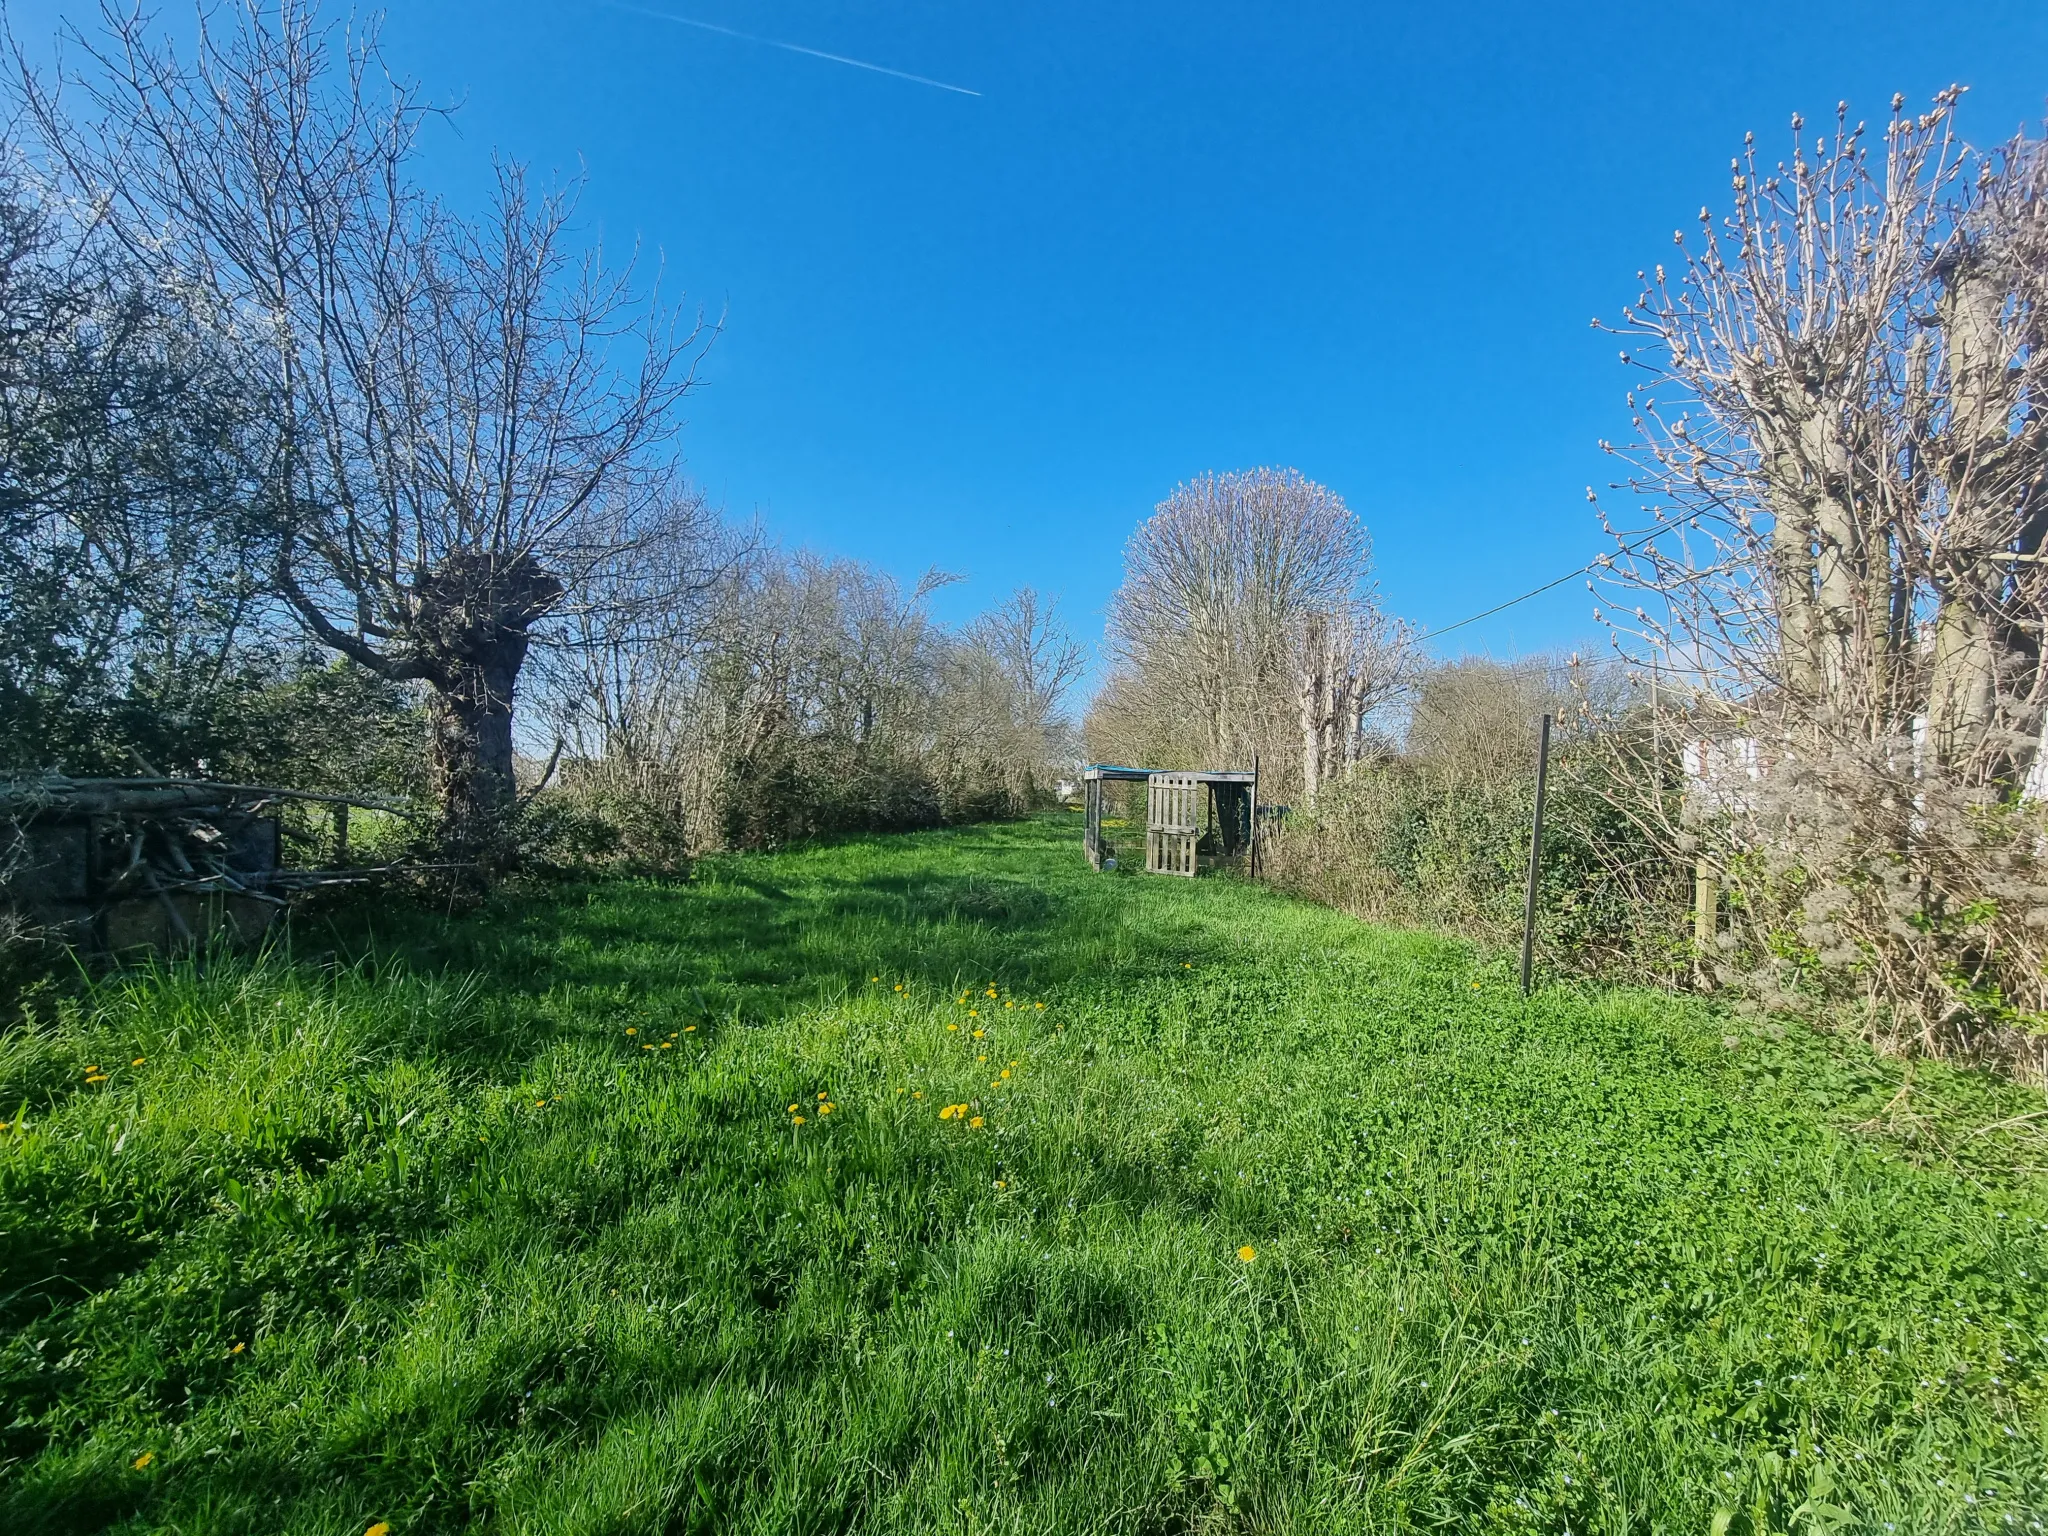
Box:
684;1025;697;1032
86;1065;100;1073
978;1055;988;1063
986;988;997;998
818;1091;829;1100
948;1023;960;1031
895;984;905;993
969;1116;984;1128
1035;1002;1044;1009
1005;1001;1014;1008
366;1525;390;1536
1000;1069;1011;1079
642;1045;654;1051
85;1074;109;1084
913;1091;924;1099
819;1103;835;1115
660;1043;673;1049
968;1010;978;1018
1238;1245;1256;1263
132;1057;146;1066
871;976;880;982
534;1099;545;1107
972;1029;985;1039
133;1452;154;1469
230;1342;245;1354
792;1114;806;1125
940;1105;959;1120
626;1028;637;1036
789;1104;801;1113
995;1180;1006;1189
1183;963;1191;969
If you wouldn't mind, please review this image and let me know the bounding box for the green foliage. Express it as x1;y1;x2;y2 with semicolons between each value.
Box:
1268;752;1690;980
1;819;2043;1532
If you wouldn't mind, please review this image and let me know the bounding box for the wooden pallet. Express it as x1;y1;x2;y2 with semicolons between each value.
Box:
1145;773;1201;877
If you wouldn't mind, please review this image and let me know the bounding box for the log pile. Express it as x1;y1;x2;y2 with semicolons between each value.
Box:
0;775;419;950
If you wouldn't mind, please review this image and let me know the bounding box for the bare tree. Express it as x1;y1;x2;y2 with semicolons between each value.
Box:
23;2;706;853
1097;468;1409;797
1594;92;2048;1060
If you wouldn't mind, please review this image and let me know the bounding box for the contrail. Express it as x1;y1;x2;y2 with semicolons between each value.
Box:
598;2;982;97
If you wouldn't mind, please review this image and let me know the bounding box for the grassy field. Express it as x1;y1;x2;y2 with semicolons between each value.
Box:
4;815;2047;1534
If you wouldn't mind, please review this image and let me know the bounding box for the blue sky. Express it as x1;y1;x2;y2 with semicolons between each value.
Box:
18;1;2048;682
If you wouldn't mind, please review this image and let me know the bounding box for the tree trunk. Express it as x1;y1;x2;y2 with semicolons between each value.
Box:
428;652;525;858
1300;613;1327;802
412;549;563;862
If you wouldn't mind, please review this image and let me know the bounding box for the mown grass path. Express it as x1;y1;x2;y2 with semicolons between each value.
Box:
4;816;2046;1533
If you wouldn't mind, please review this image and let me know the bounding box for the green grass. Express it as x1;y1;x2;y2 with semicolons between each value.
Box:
4;814;2046;1534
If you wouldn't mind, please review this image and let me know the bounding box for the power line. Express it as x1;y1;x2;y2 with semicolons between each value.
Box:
1416;524;1667;644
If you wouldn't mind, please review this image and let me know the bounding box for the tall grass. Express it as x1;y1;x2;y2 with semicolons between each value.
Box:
3;819;2044;1532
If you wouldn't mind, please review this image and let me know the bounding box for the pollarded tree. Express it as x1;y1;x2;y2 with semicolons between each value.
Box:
1594;93;2048;1055
26;2;705;855
1598;90;2048;775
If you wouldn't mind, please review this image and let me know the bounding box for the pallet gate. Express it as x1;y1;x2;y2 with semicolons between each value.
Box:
1080;764;1257;877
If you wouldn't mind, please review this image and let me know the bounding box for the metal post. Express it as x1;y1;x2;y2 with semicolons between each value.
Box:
1519;713;1553;997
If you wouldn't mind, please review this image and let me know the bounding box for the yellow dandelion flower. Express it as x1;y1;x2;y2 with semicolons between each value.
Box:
994;1179;1006;1189
1000;1069;1011;1080
668;1032;678;1038
895;984;905;992
968;1010;978;1017
1005;1001;1014;1009
133;1451;154;1469
660;1042;673;1049
939;1105;958;1120
789;1103;800;1112
913;1090;924;1099
131;1057;146;1066
791;1114;806;1125
1183;963;1191;969
641;1044;654;1051
986;988;997;998
85;1074;109;1084
948;1023;960;1031
978;1055;988;1063
818;1091;829;1100
230;1342;245;1354
819;1103;834;1115
1035;1002;1044;1010
534;1099;545;1107
1238;1245;1256;1263
366;1523;390;1536
871;976;880;982
0;1122;9;1131
684;1024;697;1032
972;1028;985;1039
1470;982;1481;989
625;1028;637;1036
969;1116;984;1129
